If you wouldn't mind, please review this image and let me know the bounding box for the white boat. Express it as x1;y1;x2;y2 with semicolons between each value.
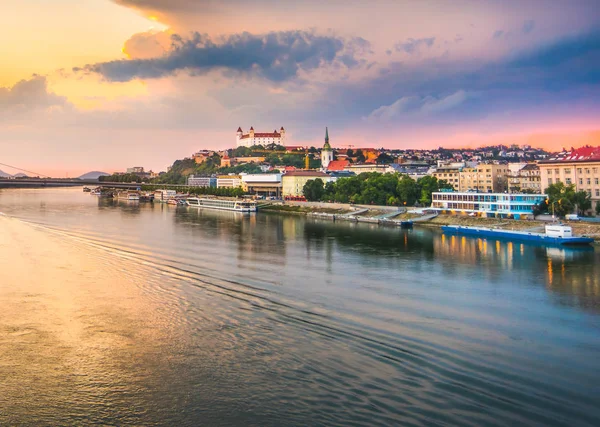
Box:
186;197;257;212
154;189;177;203
116;191;140;201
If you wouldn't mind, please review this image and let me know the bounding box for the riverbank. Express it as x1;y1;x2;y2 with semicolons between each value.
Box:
259;202;600;243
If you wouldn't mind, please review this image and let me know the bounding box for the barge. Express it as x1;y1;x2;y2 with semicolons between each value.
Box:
441;224;594;246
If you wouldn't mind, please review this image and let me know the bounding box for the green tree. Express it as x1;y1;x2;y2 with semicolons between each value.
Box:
596;201;600;216
376;152;394;164
417;175;452;205
545;182;577;216
397;175;419;206
303;178;325;201
355;149;366;163
573;190;592;216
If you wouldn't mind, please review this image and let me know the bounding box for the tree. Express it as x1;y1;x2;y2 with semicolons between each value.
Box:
596;201;600;216
376;152;394;164
346;149;354;157
417;175;451;205
573;190;592;216
544;182;577;217
303;178;325;201
355;149;366;163
397;175;419;206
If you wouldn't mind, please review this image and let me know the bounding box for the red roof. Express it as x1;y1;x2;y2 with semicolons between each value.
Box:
237;127;242;132
325;159;349;171
543;145;600;163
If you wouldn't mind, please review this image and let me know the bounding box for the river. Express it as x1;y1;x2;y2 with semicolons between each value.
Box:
0;187;599;426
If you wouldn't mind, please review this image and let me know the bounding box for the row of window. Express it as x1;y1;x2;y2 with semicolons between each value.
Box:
548;178;600;186
548;167;599;174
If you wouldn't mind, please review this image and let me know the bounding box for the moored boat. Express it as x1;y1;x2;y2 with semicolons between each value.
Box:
441;224;594;246
186;197;257;212
83;187;91;192
116;191;140;201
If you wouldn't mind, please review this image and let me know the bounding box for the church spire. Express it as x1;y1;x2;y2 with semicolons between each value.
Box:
322;127;332;151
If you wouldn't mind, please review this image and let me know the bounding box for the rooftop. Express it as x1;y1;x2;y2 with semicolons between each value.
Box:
543;146;600;163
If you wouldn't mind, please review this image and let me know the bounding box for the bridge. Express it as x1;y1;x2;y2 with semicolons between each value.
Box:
0;179;143;189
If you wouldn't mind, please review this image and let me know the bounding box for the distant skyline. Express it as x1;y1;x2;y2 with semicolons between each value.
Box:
1;0;599;176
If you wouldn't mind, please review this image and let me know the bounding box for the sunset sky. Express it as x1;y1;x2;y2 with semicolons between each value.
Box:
1;0;600;176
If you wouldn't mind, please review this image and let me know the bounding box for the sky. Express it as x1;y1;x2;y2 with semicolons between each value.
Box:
1;0;600;176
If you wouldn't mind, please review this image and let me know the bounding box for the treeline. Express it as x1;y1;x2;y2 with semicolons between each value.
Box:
533;182;597;216
141;184;244;197
99;173;142;183
303;173;453;206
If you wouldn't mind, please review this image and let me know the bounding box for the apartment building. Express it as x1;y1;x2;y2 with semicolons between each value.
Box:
458;163;509;193
539;146;600;208
508;163;541;193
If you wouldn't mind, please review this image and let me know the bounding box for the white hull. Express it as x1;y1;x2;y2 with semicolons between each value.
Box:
186;197;257;213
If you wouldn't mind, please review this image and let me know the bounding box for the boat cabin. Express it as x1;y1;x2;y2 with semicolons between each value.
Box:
545;225;573;238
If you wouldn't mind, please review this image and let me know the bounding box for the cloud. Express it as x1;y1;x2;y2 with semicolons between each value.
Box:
0;76;67;113
394;37;435;54
365;90;469;122
77;30;354;82
522;20;535;34
493;30;504;39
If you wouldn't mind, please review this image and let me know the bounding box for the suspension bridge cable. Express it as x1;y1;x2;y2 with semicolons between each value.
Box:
0;162;49;178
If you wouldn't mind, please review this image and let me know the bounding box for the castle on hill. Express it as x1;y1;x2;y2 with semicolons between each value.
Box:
236;126;286;148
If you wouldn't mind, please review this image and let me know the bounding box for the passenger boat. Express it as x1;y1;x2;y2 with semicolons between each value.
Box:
186;197;257;212
116;191;140;201
167;199;186;206
441;224;594;246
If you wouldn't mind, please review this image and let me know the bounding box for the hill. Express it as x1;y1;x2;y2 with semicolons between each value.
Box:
79;171;109;180
0;170;12;178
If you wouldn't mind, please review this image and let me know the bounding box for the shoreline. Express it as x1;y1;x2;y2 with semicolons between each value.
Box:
259;202;600;244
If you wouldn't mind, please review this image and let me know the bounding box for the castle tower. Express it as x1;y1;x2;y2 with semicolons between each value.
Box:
321;127;333;169
236;127;243;146
280;126;286;146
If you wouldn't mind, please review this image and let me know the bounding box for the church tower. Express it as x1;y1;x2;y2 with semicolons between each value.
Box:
321;127;333;169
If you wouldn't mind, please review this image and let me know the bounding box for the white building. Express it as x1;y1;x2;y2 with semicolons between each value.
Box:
236;126;286;147
431;191;547;219
217;175;242;188
187;176;216;187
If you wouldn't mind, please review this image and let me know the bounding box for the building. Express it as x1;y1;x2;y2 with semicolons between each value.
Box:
321;127;334;169
508;163;541;193
324;159;350;172
431;191;547;219
236;126;286;147
192;150;214;164
282;171;328;197
458;163;509;193
241;174;282;198
432;167;461;190
346;164;389;174
187;175;216;187
388;162;431;180
539;146;600;208
126;167;145;174
216;175;242;188
231;156;265;165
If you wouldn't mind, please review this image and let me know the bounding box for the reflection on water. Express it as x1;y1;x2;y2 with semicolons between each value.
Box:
0;188;599;426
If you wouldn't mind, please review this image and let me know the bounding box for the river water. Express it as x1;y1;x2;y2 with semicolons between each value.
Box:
0;187;598;426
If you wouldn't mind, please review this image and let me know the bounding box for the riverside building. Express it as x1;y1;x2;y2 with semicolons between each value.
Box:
282;171;329;197
187;176;216;187
431;191;547;219
538;146;600;209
